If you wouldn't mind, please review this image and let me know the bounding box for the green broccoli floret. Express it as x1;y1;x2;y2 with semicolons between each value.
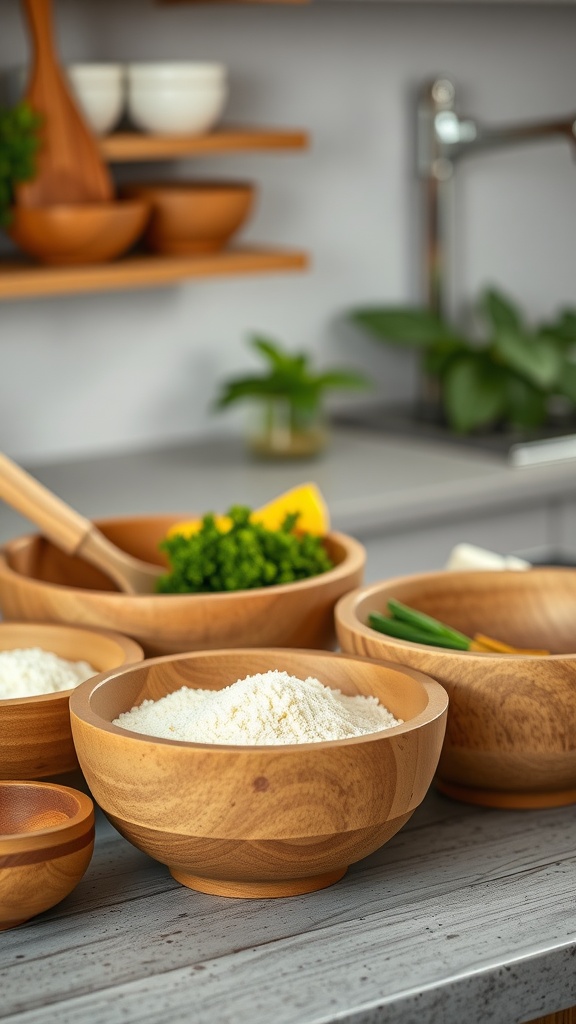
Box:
156;504;334;593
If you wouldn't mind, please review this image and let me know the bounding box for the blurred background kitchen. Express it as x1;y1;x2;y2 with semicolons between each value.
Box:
2;0;576;465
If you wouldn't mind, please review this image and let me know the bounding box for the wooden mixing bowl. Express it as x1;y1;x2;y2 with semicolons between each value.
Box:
8;201;150;264
0;515;365;657
0;621;143;780
69;648;448;898
335;569;576;809
120;181;254;255
0;780;94;930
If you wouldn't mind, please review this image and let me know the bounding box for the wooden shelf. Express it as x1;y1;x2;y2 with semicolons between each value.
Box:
0;247;309;300
101;126;309;163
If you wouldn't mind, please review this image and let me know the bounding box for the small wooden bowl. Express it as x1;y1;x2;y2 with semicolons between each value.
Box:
0;621;144;780
0;515;365;657
0;780;94;930
335;569;576;809
120;181;254;255
8;201;150;264
69;648;448;898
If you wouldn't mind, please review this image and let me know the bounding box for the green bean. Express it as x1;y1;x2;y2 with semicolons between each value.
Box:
387;598;471;648
367;611;470;650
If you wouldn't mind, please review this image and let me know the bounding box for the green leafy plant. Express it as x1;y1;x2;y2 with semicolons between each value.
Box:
0;101;41;228
351;288;576;433
215;334;370;416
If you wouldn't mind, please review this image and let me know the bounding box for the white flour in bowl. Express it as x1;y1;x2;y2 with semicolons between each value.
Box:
113;669;403;745
0;647;96;699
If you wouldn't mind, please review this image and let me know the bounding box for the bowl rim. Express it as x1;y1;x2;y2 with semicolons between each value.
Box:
69;646;449;751
0;524;366;601
335;569;576;660
0;621;144;706
0;780;94;850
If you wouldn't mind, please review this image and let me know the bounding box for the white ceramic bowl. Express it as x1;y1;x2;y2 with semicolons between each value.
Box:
127;62;226;87
67;64;125;136
127;80;228;135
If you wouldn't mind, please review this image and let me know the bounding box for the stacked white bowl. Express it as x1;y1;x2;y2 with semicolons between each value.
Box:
67;64;125;136
126;62;228;135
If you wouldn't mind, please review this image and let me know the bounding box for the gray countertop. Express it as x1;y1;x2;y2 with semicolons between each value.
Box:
1;429;576;1023
1;427;575;545
1;790;576;1024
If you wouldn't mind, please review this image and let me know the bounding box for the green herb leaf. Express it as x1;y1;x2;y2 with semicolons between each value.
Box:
492;329;561;389
352;307;459;347
505;375;548;429
443;354;507;432
480;287;524;333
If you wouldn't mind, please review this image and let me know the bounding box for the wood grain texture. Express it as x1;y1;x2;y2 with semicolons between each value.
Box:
0;621;143;780
0;517;365;656
16;0;113;206
0;780;94;931
335;569;576;808
69;648;447;897
101;126;308;162
0;791;575;1023
0;247;308;300
528;1010;576;1024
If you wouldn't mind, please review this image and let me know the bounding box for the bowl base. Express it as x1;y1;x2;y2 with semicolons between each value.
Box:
170;866;347;898
0;919;28;930
436;778;576;809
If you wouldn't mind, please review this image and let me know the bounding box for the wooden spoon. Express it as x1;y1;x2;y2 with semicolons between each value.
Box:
16;0;114;206
0;453;163;595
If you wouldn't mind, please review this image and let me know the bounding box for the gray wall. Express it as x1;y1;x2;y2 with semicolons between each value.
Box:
2;0;576;463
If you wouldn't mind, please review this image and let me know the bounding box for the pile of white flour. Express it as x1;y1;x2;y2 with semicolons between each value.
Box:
0;647;96;699
113;669;402;745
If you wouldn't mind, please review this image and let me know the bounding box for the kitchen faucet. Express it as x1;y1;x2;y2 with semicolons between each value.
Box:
416;77;576;318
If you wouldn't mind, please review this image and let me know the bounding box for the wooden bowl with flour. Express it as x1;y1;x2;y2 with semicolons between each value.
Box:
0;621;143;781
69;647;448;898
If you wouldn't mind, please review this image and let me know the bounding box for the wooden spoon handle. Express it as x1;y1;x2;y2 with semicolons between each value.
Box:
22;0;58;68
0;452;92;555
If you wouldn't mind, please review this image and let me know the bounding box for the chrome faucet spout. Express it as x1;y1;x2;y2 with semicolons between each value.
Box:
416;77;576;316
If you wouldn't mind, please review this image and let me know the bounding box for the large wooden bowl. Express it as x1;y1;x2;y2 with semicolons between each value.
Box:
69;648;448;898
0;621;143;780
0;515;366;657
0;780;94;930
335;569;576;809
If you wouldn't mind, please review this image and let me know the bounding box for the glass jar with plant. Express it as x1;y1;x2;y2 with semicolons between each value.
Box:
214;334;369;458
351;287;576;434
0;102;41;228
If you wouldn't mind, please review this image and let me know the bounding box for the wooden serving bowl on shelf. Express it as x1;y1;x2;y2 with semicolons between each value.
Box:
0;780;94;931
8;201;150;265
0;515;366;657
69;647;448;899
335;568;576;809
0;621;143;780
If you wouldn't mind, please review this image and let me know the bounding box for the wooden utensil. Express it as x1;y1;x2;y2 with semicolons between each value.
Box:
0;452;162;594
16;0;114;206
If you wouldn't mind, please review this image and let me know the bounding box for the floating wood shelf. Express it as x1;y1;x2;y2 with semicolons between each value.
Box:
0;247;309;301
101;126;309;163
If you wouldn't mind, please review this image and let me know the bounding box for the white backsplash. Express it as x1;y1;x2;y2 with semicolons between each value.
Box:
2;0;576;463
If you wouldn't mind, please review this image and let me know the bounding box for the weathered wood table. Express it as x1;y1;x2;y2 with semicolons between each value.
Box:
1;787;576;1024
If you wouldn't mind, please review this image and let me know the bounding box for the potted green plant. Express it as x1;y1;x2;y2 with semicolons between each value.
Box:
214;334;369;458
351;287;576;434
0;101;41;228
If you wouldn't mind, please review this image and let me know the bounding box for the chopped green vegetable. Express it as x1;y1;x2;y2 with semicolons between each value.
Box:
386;598;471;648
156;504;334;594
367;610;470;650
